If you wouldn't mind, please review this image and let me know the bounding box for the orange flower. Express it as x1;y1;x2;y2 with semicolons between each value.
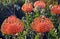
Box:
34;1;45;8
21;3;33;13
31;16;54;33
51;5;60;14
1;15;24;35
57;5;60;14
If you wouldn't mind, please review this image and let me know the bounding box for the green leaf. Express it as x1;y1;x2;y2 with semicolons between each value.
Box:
49;29;56;37
49;29;58;39
35;33;39;39
58;26;60;32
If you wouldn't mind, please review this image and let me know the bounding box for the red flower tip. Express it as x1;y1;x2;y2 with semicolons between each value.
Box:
34;1;45;8
1;15;24;35
21;3;33;13
31;16;54;33
51;5;60;14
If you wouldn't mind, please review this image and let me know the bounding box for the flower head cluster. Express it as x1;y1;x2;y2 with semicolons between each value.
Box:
31;16;54;33
1;15;24;35
51;5;60;14
22;3;33;13
34;1;45;8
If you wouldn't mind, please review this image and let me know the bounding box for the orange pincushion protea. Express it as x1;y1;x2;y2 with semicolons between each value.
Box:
31;16;54;33
21;3;33;13
51;5;60;14
34;1;45;8
57;5;60;14
1;15;24;35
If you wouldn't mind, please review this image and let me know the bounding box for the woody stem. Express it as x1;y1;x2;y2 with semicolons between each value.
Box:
39;33;44;39
25;0;30;3
13;4;16;15
12;35;17;39
26;13;29;27
5;35;11;39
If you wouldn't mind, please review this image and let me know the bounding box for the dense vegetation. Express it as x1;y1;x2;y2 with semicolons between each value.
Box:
0;0;60;39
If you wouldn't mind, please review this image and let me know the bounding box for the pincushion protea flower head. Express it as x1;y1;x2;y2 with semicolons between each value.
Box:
21;3;33;13
34;1;45;8
1;15;24;35
51;5;60;14
31;16;54;33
